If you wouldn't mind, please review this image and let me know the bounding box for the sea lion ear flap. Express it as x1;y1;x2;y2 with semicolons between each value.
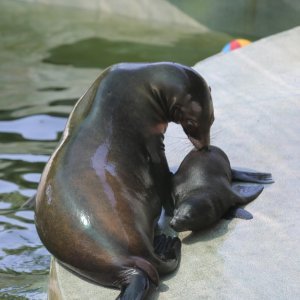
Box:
209;86;211;92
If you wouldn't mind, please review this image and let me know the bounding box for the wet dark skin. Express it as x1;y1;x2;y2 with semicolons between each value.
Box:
35;62;214;299
170;146;265;232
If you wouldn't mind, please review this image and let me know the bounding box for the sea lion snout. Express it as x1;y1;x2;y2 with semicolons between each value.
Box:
169;216;189;232
177;94;213;150
170;205;193;232
188;134;210;150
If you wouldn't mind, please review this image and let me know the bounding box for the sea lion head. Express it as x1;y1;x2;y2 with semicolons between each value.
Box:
170;70;214;150
170;146;227;232
170;194;215;232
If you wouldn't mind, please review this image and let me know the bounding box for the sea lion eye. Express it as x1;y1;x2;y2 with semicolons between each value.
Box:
172;106;183;123
186;119;198;128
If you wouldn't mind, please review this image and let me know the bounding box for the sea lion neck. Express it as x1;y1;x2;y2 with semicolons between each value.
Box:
149;73;190;123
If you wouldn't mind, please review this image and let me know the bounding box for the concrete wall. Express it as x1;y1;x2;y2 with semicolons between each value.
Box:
169;0;300;38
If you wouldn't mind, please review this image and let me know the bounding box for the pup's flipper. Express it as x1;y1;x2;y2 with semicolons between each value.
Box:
232;184;264;204
224;207;253;220
231;169;274;184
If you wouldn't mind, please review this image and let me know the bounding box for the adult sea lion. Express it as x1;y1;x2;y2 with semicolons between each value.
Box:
170;146;272;232
35;62;214;299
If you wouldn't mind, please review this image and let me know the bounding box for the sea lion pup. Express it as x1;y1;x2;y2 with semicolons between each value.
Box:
170;146;270;232
35;62;214;299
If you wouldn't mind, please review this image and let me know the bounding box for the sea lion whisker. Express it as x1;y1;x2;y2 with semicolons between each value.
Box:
165;135;189;140
168;144;193;153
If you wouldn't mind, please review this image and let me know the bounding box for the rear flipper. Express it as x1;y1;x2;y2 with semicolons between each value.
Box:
117;235;181;300
117;269;155;300
223;207;253;220
232;184;264;204
154;234;181;262
231;169;274;184
225;184;264;221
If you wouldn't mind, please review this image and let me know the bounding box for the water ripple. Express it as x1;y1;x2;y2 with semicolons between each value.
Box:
0;115;67;141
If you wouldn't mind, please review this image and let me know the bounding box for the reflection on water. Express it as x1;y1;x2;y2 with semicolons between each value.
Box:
0;115;67;141
0;156;51;298
44;33;228;69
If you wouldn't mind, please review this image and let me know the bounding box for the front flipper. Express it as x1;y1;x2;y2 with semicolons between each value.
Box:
231;169;274;184
154;234;181;261
224;184;264;221
224;207;253;220
153;234;181;275
117;269;154;300
232;184;264;203
147;135;174;216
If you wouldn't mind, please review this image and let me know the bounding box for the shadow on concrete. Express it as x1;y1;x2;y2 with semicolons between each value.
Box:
182;220;232;244
150;263;182;300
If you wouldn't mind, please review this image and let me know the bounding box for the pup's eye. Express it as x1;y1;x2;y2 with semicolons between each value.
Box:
186;120;198;128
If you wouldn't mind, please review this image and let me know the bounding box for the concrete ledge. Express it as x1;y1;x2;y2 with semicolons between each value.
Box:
49;27;300;299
